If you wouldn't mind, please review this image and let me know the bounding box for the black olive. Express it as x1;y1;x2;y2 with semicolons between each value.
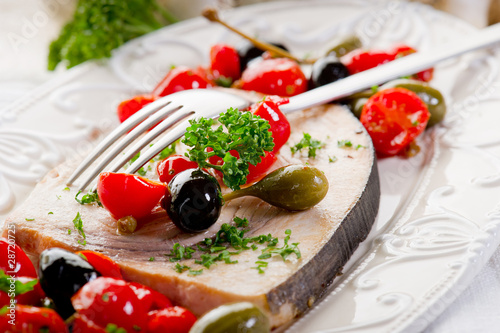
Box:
237;41;289;72
164;168;222;233
39;248;100;319
309;56;350;89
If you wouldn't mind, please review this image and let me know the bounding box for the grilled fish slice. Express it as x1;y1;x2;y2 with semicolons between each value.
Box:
3;103;379;328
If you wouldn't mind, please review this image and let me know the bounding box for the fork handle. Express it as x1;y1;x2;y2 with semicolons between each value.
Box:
280;23;500;113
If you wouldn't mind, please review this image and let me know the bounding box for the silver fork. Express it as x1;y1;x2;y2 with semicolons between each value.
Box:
67;22;500;190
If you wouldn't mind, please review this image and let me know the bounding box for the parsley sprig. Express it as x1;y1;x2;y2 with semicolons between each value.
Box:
291;133;325;158
75;190;102;207
182;108;274;190
72;212;87;246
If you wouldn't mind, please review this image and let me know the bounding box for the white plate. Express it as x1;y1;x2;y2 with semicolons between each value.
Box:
2;1;500;332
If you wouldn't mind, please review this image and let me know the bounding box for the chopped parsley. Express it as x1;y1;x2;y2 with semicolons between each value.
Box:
75;190;102;207
214;76;233;88
371;85;379;93
412;121;420;127
188;269;203;276
174;263;190;273
234;216;249;228
63;187;70;191
48;212;54;215
355;144;366;150
0;269;37;296
182;107;274;190
72;212;86;246
291;133;325;158
252;261;268;274
105;324;127;333
166;243;195;262
329;156;337;163
337;140;353;148
168;217;301;275
148;257;155;262
25;218;34;221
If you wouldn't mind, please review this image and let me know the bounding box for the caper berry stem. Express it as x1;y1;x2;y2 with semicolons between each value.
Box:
202;8;314;64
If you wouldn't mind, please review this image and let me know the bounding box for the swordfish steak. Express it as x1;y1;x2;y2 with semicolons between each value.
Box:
3;104;380;328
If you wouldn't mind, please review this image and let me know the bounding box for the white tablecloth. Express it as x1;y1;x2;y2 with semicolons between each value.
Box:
1;0;498;332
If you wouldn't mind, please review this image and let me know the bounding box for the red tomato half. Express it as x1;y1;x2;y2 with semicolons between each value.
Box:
129;282;172;312
117;95;158;124
360;88;430;156
77;251;123;279
343;45;433;82
210;43;241;83
97;173;166;220
147;306;197;333
0;239;37;278
72;277;148;333
249;96;291;152
343;49;395;75
157;155;199;184
239;58;307;97
153;66;212;97
0;305;68;333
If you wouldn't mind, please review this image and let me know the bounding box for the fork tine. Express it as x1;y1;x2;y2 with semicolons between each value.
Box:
74;104;185;191
66;97;172;186
127;117;194;174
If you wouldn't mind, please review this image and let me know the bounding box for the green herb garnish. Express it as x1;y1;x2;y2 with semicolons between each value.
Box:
168;217;300;275
48;0;177;70
166;243;195;262
0;270;37;296
188;269;203;276
148;257;155;262
183;107;274;190
25;218;34;221
291;133;324;158
72;212;86;246
105;323;127;333
214;76;233;88
75;190;102;207
174;263;190;273
329;156;338;163
337;140;353;148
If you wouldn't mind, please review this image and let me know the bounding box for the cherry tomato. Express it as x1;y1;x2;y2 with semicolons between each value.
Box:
0;276;44;307
0;305;68;333
0;239;37;278
360;88;430;156
153;66;212;97
390;45;434;82
343;50;394;74
246;151;278;184
239;58;307;97
147;306;197;333
344;45;433;82
157;155;199;184
77;251;123;279
209;150;277;185
249;96;291;152
210;43;241;84
129;282;172;311
97;172;167;220
72;277;148;333
117;95;158;124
